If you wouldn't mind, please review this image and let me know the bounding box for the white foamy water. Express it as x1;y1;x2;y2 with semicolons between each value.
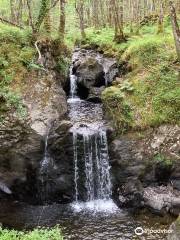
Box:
71;199;119;213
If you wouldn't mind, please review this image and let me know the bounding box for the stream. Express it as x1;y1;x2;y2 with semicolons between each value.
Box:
0;49;174;239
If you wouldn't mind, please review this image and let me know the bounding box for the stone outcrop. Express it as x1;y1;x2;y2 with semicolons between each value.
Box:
23;71;67;136
0;40;69;203
0;117;43;202
75;57;104;89
109;124;180;215
71;49;119;99
168;215;180;240
38;120;74;203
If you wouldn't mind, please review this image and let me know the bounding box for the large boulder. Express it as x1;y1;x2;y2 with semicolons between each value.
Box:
75;57;104;89
23;71;67;136
0;117;43;202
143;186;180;216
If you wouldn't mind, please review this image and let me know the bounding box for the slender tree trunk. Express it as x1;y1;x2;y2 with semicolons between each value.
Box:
16;0;23;25
157;1;164;34
75;0;86;39
10;0;16;22
169;1;180;61
59;0;66;40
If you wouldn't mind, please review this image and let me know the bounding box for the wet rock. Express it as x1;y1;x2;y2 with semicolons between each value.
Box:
39;121;74;203
143;186;180;216
72;49;119;98
75;57;104;89
116;180;143;209
87;86;105;103
109;125;180;214
168;216;180;240
0;118;44;202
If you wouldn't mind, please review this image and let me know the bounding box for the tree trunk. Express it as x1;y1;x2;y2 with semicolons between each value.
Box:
34;0;50;33
169;1;180;61
10;0;16;22
59;0;66;40
157;1;164;34
75;0;86;39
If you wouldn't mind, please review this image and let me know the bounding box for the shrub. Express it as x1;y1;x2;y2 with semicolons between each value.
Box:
0;227;63;240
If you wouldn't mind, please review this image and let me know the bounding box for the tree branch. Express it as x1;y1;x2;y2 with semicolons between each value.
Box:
0;16;24;29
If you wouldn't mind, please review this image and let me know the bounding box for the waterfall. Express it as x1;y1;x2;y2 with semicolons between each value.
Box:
68;51;117;212
38;129;54;204
69;67;78;99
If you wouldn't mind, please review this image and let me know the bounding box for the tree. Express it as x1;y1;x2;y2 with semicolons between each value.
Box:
59;0;66;40
10;0;16;22
112;0;125;43
157;1;164;34
169;1;180;61
26;0;59;35
75;0;86;39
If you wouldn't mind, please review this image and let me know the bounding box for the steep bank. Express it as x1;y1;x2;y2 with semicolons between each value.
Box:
0;25;70;203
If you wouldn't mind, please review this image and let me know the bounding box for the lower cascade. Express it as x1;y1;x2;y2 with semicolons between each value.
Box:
68;52;117;213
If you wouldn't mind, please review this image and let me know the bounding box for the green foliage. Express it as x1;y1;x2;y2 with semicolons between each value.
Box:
130;63;180;128
154;154;173;167
0;226;63;240
122;35;175;68
0;23;31;44
0;25;34;118
0;87;27;118
92;24;179;133
119;80;134;92
102;87;132;133
56;56;70;75
19;47;35;66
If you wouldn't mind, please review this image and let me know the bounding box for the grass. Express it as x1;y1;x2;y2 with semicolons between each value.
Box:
0;227;63;240
0;23;70;120
85;22;180;133
0;24;34;119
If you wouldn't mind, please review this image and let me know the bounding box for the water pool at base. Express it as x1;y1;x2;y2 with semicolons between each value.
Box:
0;200;174;240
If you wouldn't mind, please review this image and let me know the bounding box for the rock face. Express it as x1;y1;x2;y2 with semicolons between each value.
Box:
23;71;67;136
109;124;180;215
0;40;69;203
168;216;180;240
37;120;74;203
71;49;119;99
143;186;180;216
0;118;43;202
75;57;104;88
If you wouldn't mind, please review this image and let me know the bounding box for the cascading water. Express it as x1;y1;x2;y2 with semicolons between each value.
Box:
38;129;54;204
68;51;117;213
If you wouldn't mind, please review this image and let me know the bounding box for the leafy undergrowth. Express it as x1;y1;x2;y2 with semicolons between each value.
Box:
0;227;63;240
0;23;70;121
92;23;180;133
0;23;35;119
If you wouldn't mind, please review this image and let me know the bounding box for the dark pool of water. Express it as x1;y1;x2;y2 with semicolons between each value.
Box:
0;200;175;240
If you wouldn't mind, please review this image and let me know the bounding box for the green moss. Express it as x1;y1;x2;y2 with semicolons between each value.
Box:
0;25;34;119
0;226;63;240
102;87;133;133
153;154;174;167
90;23;179;133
